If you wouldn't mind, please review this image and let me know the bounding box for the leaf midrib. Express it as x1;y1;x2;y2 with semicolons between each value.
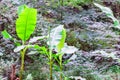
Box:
24;9;30;42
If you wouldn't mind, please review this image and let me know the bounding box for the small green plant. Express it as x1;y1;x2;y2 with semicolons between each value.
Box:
33;25;78;80
47;25;78;80
15;5;37;80
47;25;66;80
2;5;37;80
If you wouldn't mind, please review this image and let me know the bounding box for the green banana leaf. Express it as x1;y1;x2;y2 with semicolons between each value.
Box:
57;28;66;52
1;30;12;39
47;25;66;51
94;3;120;29
16;7;37;41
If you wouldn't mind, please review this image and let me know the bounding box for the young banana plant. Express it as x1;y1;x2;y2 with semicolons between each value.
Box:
33;25;78;80
2;5;37;80
46;25;78;80
47;25;66;80
15;5;37;80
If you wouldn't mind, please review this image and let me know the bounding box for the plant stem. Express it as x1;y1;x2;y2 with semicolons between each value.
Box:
59;55;63;80
49;50;53;80
60;64;62;80
48;26;53;80
19;48;27;80
50;59;53;80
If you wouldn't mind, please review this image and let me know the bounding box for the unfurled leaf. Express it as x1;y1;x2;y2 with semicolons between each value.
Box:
29;36;46;43
61;43;78;54
1;30;12;39
14;45;34;52
94;3;113;16
57;28;66;52
27;51;38;55
14;45;25;52
94;3;120;29
16;7;37;41
47;25;66;50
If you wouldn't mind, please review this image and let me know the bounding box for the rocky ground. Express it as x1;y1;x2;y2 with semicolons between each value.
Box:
0;0;120;80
